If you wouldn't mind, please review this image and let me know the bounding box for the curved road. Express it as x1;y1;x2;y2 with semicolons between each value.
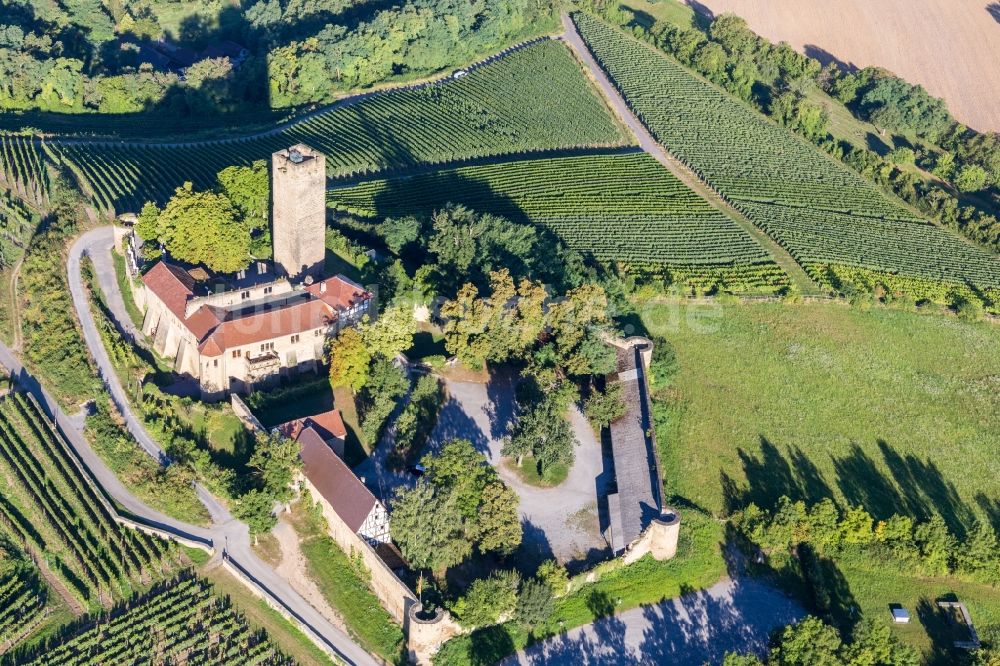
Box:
0;226;378;666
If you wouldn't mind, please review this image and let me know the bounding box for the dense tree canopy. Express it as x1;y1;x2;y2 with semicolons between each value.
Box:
0;0;556;115
392;439;522;578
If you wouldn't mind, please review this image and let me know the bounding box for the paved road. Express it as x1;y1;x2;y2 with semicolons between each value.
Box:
0;227;379;666
506;577;805;665
560;12;821;294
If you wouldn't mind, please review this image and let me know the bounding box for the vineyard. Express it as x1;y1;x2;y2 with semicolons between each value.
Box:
0;136;47;207
0;391;173;607
0;190;41;270
5;574;294;666
572;13;1000;295
0;540;46;653
45;40;628;215
330;151;787;291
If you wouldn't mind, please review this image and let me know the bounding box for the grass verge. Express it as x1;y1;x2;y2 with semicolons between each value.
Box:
292;502;405;663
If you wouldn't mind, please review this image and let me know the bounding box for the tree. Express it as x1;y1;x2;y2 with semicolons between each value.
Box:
957;520;999;582
545;283;614;377
454;569;521;628
360;304;416;360
248;431;301;502
914;514;956;575
157;183;251;272
721;655;765;666
234;488;277;540
359;355;409;444
842;621;920;666
535;559;569;597
503;384;577;476
516;578;554;629
954;164;988;192
134;201;160;242
472;480;522;555
329;327;371;392
584;382;627;428
391;481;470;578
770;616;843;666
218;160;269;224
418;439;522;556
380;216;421;254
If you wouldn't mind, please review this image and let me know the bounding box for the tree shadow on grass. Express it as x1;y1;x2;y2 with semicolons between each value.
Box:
723;435;979;538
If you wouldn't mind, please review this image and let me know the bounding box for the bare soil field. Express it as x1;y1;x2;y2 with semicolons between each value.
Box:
693;0;1000;132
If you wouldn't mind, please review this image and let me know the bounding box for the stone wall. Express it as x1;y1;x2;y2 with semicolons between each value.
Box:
300;474;417;625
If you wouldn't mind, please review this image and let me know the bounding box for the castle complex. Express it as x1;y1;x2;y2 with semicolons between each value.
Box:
136;144;373;400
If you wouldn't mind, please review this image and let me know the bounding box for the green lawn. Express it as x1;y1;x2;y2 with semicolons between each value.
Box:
831;551;999;661
642;300;1000;526
618;0;703;30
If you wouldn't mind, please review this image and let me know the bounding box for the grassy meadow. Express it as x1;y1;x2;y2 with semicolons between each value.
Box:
640;300;999;524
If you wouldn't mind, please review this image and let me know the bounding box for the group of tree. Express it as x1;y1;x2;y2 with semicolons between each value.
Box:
440;268;615;379
134;161;269;273
0;0;557;116
734;496;1000;582
378;204;585;299
604;6;1000;253
390;439;522;584
328;303;418;445
233;430;302;538
724;616;919;666
450;558;569;631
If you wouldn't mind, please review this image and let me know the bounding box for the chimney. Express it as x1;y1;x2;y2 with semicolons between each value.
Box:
320;281;327;293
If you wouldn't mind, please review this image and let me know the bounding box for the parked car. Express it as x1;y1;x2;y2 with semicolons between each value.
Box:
407;464;426;477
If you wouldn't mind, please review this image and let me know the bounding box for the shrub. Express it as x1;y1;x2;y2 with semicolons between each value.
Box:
453;570;521;629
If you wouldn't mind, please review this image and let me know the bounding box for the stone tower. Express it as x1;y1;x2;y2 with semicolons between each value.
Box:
272;144;326;280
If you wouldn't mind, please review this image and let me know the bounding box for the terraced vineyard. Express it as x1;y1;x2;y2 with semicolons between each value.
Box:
6;575;293;665
572;13;1000;298
0;391;173;606
0;136;47;206
47;40;628;214
331;151;786;290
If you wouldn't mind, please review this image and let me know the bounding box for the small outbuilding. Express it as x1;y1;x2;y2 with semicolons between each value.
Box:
891;606;911;624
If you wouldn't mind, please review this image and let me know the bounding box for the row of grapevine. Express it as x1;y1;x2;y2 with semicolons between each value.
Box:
572;13;1000;293
0;392;171;604
0;544;47;653
0;190;42;270
330;151;785;291
0;136;48;206
50;40;628;214
6;574;293;666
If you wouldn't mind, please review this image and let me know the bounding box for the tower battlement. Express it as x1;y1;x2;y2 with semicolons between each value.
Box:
272;144;326;281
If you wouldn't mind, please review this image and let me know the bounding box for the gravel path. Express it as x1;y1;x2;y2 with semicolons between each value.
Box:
358;368;611;568
506;577;805;665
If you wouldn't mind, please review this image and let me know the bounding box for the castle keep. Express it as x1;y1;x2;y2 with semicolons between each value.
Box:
136;144;372;399
272;144;327;280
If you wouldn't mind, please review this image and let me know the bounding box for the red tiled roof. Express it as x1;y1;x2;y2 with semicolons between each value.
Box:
306;275;370;310
144;261;371;356
142;261;195;320
278;409;347;442
197;298;332;356
299;428;377;532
